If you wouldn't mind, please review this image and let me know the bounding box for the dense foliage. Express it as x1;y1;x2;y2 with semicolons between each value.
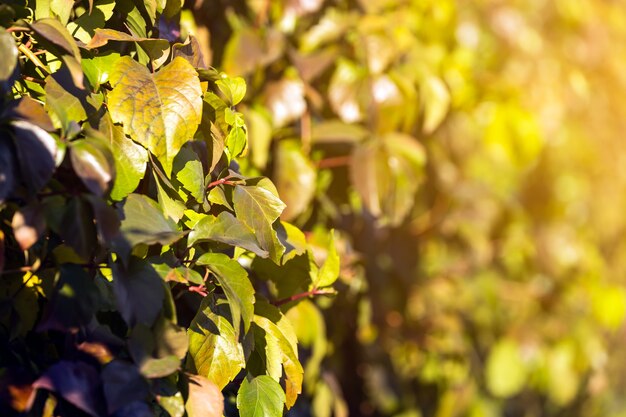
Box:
0;1;341;416
191;0;626;416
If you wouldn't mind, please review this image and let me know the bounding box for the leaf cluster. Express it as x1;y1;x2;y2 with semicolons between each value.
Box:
0;1;340;416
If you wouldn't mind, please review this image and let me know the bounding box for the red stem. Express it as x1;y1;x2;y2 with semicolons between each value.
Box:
206;176;236;189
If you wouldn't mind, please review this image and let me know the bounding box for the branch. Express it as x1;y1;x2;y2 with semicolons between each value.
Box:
271;288;335;306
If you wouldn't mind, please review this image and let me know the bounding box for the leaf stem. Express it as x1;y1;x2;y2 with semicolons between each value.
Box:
271;288;335;306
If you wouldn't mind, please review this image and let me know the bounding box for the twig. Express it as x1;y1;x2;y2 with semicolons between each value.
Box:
18;44;49;74
271;288;335;306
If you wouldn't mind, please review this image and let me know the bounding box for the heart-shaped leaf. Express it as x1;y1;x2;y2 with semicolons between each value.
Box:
108;56;202;175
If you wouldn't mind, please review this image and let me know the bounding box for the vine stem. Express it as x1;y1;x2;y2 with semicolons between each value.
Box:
271;288;335;306
206;176;236;189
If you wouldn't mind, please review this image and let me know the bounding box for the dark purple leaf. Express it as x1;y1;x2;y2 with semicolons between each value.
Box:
101;360;148;415
32;361;105;417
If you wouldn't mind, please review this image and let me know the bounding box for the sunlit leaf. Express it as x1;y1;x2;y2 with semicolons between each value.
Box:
233;183;286;263
312;229;340;288
216;76;247;105
108;57;202;175
186;298;245;389
253;300;302;408
237;375;286;417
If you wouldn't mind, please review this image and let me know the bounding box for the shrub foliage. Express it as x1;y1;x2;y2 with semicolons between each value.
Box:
0;1;339;416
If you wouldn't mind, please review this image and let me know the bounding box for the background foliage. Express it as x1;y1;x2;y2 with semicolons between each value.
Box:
0;0;341;416
190;0;626;416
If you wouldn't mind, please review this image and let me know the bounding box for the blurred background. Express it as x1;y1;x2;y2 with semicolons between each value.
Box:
186;0;626;415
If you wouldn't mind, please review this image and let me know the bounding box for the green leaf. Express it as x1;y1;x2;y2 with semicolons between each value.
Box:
274;140;316;221
173;147;205;203
253;300;302;408
233;184;286;263
236;375;285;417
196;253;255;334
226;125;248;158
186;298;245;389
158;392;185;417
98;112;148;201
117;194;185;249
108;57;203;175
216;76;247;105
82;51;120;89
154;171;186;223
70;137;115;197
111;257;164;327
188;212;268;258
44;74;89;129
0;29;17;82
312;229;340;288
66;0;116;44
185;374;223;417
